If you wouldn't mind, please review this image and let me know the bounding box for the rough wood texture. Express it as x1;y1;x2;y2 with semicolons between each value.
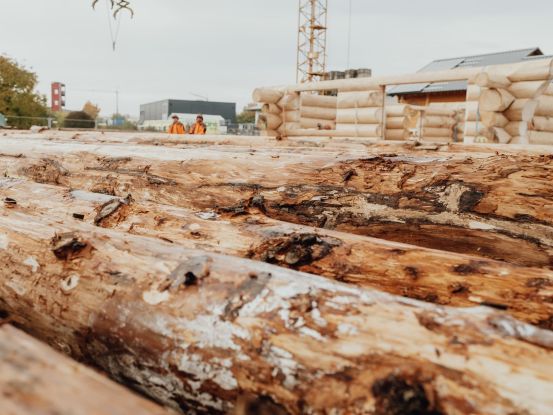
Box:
0;325;173;415
1;138;552;267
1;209;553;415
3;178;553;326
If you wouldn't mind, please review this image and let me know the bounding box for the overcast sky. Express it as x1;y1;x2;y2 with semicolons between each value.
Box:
2;0;553;117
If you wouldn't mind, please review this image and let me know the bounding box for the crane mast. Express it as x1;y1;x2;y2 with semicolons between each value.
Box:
296;0;328;83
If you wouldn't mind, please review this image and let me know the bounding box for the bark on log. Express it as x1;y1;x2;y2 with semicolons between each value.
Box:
0;325;174;415
2;138;553;267
336;108;383;124
337;91;383;109
253;88;284;104
300;94;337;109
1;209;553;414
300;106;337;121
479;88;515;112
4;178;553;322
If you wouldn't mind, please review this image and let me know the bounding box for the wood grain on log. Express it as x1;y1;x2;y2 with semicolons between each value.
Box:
1;209;553;414
0;325;173;415
1;138;552;267
3;177;553;325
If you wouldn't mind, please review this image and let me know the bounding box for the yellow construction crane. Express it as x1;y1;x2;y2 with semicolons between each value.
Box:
296;0;328;83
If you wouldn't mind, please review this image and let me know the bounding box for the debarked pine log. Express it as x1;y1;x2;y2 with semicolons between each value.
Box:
3;178;553;326
1;210;553;414
0;325;174;415
1;139;553;266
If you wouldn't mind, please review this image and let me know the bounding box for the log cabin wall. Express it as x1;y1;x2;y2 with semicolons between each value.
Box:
253;59;553;146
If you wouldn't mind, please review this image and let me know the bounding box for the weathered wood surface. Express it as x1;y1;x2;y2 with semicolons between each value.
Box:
3;177;553;326
1;138;552;266
1;208;553;414
0;324;174;415
4;130;553;156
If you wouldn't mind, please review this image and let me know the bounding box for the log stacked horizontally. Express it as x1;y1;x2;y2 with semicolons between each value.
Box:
253;58;553;146
1;129;553;414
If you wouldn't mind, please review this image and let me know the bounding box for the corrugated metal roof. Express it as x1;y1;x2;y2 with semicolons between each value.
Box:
388;47;544;96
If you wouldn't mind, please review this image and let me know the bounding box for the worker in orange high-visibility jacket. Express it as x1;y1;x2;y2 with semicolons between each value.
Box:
189;115;207;135
168;115;186;134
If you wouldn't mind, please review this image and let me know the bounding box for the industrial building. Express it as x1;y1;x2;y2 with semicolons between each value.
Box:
139;99;236;125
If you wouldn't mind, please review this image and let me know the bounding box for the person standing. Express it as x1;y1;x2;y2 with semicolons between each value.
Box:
189;115;207;135
168;115;186;134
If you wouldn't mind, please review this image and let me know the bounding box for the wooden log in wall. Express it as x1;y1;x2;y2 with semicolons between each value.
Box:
336;108;383;124
300;93;338;109
299;106;337;121
0;325;174;415
1;209;553;414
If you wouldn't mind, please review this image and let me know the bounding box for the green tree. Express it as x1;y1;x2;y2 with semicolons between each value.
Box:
0;55;49;129
236;110;255;124
64;111;95;129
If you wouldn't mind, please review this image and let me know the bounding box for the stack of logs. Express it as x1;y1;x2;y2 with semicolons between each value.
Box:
335;88;384;138
384;104;409;140
254;59;553;146
466;59;553;144
299;93;337;130
1;130;553;414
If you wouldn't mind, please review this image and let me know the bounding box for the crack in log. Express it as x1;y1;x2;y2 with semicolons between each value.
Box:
51;232;91;261
248;233;341;268
20;158;68;185
85;167;177;186
94;195;132;226
161;256;212;292
223;272;272;321
371;373;443;415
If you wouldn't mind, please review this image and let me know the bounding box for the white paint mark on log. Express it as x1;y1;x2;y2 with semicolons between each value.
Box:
178;353;238;391
266;346;300;389
60;274;80;293
0;233;8;250
71;190;117;204
195;211;218;221
469;221;497;231
23;256;40;273
5;280;27;296
180;315;249;351
142;289;170;305
299;327;326;341
337;323;359;336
